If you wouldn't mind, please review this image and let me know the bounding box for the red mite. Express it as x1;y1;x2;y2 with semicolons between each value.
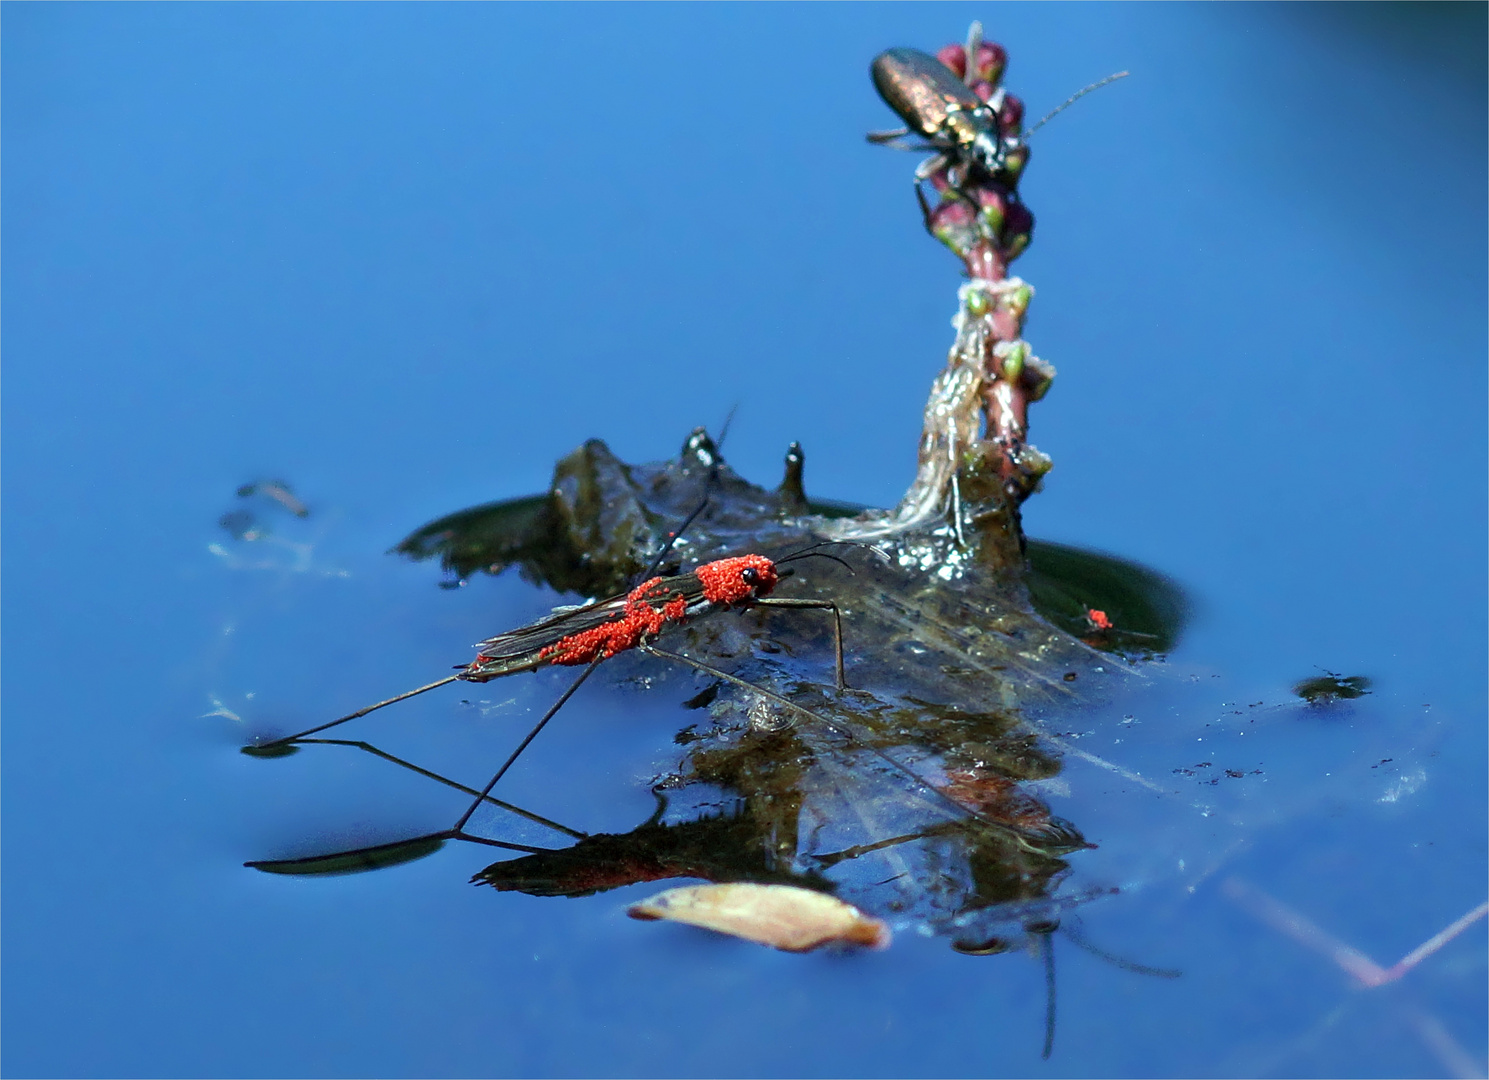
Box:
464;555;782;679
1083;607;1113;632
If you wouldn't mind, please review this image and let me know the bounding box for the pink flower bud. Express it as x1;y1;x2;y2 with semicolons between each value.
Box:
936;44;967;79
998;94;1025;134
931;197;978;230
972;42;1006;85
1003;201;1034;240
1001;142;1031;183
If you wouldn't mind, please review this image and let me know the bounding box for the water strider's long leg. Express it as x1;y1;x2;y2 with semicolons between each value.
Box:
245;464;735;870
1060;920;1181;979
445;481;721;826
255;675;464;748
252;459;720;757
451;657;604;834
750;596;845;690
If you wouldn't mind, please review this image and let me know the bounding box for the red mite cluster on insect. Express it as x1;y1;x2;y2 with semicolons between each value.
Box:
465;555;780;678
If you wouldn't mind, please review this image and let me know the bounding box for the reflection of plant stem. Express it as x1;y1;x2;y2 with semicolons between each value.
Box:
1222;877;1489;989
1221;875;1488;1080
813;831;933;870
297;738;587;839
1040;930;1057;1060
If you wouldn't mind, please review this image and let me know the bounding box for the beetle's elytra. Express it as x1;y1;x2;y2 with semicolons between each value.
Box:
869;47;1026;193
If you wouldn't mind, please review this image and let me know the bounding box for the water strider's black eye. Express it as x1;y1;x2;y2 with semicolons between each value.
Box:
741;567;760;586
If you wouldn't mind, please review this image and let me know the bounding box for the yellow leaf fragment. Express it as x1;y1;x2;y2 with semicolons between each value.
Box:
627;882;891;952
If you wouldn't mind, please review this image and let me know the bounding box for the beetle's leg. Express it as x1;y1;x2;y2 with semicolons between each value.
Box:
911;153;953;235
914;155;985;235
912;153;985;234
913;175;980;237
912;152;950;182
914;179;936;235
749;597;846;691
866;126;912;144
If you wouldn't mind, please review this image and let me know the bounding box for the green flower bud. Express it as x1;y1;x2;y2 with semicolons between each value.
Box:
1024;355;1056;400
979;200;1005;235
997;341;1027;381
1010;283;1033;318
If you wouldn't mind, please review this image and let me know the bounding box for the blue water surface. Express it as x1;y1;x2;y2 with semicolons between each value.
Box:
4;5;1485;1077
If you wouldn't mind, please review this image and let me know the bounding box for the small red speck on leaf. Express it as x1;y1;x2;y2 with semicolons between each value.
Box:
1084;608;1114;631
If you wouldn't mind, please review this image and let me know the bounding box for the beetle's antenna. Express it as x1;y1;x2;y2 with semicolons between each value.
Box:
1027;71;1129;137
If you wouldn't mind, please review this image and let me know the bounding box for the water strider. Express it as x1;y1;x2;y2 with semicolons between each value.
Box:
246;537;852;750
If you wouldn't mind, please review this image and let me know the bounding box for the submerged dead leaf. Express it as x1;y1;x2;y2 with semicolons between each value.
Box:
627;882;891;952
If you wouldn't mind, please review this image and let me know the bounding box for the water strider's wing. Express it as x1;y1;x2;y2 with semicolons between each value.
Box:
465;572;712;677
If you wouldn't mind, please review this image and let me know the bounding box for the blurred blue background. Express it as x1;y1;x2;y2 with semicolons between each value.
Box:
4;4;1484;1077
